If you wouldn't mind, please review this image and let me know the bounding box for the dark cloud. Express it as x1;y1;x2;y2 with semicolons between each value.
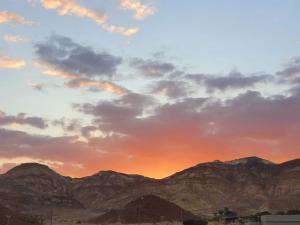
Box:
115;92;155;109
151;80;190;98
205;91;300;140
277;57;300;83
2;88;300;177
0;111;47;129
81;126;98;138
35;35;122;78
0;128;99;176
131;58;175;77
76;101;140;124
52;118;81;132
74;88;300;168
187;71;271;92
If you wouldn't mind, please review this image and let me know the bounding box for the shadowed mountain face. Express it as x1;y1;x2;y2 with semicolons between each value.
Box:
0;204;41;225
0;157;300;218
89;195;198;224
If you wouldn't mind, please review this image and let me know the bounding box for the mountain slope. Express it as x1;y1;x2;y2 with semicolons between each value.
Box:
89;195;198;224
0;163;82;212
0;204;41;225
0;157;299;218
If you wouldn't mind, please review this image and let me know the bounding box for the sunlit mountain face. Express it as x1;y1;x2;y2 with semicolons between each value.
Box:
0;1;300;178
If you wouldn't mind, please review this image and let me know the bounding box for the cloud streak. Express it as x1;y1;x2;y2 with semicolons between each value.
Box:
65;78;128;95
187;71;271;92
0;52;26;69
120;0;155;20
0;11;33;25
0;111;47;129
3;35;31;43
131;58;176;77
37;0;139;35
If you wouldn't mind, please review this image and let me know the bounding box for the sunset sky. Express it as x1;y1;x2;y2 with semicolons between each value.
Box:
1;0;300;178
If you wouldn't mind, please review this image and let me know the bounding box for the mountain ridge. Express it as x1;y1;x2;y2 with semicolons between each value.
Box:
3;156;296;179
0;156;300;218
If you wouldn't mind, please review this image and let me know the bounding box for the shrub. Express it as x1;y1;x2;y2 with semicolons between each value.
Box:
183;219;208;225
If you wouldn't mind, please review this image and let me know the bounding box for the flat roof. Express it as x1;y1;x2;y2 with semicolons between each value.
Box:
261;215;300;222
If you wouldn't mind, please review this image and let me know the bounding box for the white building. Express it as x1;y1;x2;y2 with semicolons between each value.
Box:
245;215;300;225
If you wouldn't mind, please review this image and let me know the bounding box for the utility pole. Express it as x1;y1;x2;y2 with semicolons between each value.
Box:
50;206;53;225
5;215;11;225
180;208;183;222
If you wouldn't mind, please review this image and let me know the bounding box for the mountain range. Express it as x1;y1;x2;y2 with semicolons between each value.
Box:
0;156;300;221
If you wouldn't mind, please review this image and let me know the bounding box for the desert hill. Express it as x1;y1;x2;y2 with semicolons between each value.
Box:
89;195;198;224
0;157;300;219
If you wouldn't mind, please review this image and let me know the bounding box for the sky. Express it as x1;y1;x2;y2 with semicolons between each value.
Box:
0;0;300;178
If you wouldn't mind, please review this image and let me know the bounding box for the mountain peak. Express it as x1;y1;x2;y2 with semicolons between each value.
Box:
225;156;274;165
5;162;60;177
89;195;197;224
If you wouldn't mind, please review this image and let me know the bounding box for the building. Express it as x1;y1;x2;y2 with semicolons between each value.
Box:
245;215;300;225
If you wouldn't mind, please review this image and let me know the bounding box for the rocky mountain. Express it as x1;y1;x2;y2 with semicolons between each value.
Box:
0;157;300;220
0;204;41;225
0;163;82;211
89;195;198;224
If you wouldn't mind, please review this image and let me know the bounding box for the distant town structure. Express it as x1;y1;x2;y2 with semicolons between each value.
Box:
245;215;300;225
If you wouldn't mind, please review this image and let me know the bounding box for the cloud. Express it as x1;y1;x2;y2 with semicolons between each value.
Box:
3;35;31;43
102;24;139;36
65;78;128;95
42;68;79;79
0;111;47;129
36;0;139;36
187;71;271;92
131;58;176;77
27;82;49;91
39;0;107;24
119;0;155;20
35;35;122;78
2;88;300;178
34;35;129;94
277;57;300;83
0;52;26;68
52;118;81;132
152;80;190;98
0;11;33;25
115;92;155;109
74;93;155;132
69;88;300;177
0;128;95;176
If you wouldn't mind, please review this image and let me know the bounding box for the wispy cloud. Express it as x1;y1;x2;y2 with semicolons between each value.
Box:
36;0;139;36
0;110;47;129
39;0;107;24
65;78;128;95
3;35;31;43
102;24;139;36
0;52;26;69
120;0;155;20
131;58;176;77
0;11;33;25
186;71;272;92
27;82;49;91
